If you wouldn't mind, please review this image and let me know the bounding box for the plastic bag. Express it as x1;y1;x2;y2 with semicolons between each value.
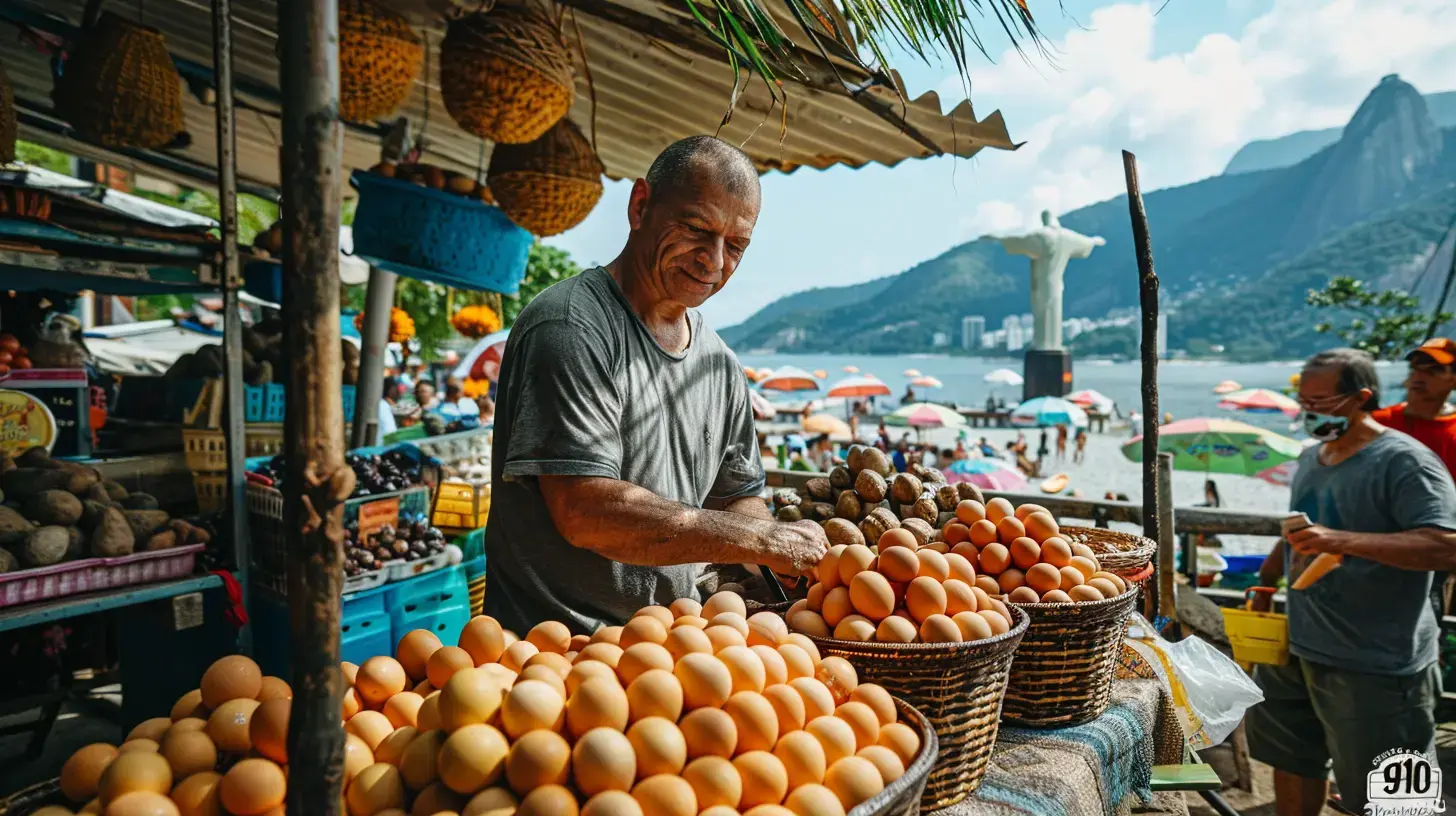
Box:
1126;614;1264;749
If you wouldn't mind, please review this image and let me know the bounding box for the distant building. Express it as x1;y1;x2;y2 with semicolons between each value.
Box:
932;332;950;348
961;316;985;350
1003;315;1025;352
1158;314;1169;358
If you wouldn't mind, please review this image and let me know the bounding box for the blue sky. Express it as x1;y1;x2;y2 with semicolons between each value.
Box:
546;0;1456;329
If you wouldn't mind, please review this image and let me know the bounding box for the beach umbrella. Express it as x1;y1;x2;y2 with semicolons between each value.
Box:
826;375;892;398
453;328;511;381
749;389;775;421
984;368;1024;386
903;368;922;377
886;402;966;429
945;458;1028;491
1010;396;1088;428
758;366;821;392
1218;388;1301;418
1121;417;1303;476
1256;459;1298;487
1212;380;1242;395
1066;389;1114;413
910;375;943;389
843;365;860;374
812;369;827;379
802;413;853;441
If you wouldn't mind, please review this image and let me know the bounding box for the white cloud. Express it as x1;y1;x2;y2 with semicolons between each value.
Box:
950;0;1456;237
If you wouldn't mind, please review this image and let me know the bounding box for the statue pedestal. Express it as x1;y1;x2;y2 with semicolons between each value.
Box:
1024;349;1072;400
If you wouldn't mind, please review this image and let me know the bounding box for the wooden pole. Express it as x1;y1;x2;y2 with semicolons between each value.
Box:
1157;452;1177;632
1123;150;1161;618
279;0;351;812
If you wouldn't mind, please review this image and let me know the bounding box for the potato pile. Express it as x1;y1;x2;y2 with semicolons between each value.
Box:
940;498;1130;605
0;446;206;574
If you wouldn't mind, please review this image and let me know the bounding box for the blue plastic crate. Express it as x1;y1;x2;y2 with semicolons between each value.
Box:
387;564;469;647
394;600;471;648
1223;555;1267;575
249;585;396;677
341;591;396;665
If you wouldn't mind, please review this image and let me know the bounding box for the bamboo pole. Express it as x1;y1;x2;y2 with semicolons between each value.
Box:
1123;150;1161;619
279;0;350;812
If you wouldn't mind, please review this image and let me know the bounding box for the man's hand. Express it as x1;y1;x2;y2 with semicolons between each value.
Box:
1286;524;1352;556
761;520;829;577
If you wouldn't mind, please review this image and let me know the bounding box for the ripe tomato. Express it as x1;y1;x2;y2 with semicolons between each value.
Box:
0;334;18;352
11;357;29;369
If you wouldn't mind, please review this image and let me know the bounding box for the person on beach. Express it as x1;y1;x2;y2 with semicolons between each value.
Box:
1055;424;1068;461
1073;429;1087;464
902;385;916;406
848;413;860;443
1246;348;1456;816
1036;429;1049;463
1371;337;1456;474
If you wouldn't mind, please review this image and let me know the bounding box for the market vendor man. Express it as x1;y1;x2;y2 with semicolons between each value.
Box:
1247;348;1456;816
483;136;829;634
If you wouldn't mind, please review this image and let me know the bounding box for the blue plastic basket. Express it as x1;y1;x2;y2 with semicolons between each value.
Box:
349;170;532;295
243;260;284;304
389;564;470;647
173;379;355;423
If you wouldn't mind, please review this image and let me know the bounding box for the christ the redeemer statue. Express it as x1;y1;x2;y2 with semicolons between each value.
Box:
998;211;1105;350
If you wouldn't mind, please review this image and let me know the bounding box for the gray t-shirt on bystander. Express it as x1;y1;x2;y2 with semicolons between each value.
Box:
1286;430;1456;675
484;267;766;635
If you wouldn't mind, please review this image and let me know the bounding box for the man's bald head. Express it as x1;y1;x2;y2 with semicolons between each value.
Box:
644;136;760;204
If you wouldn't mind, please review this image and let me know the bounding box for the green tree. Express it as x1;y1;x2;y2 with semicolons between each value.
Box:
1306;276;1452;360
504;243;582;326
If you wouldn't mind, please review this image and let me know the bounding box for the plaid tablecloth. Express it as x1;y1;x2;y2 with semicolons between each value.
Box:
938;679;1187;816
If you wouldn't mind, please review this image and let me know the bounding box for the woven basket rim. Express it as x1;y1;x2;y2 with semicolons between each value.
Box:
801;603;1030;658
850;697;940;816
0;778;60;814
1060;524;1157;555
1007;582;1141;622
491;168;603;186
350;169;502;213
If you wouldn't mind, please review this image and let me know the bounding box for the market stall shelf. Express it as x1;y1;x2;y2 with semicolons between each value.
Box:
0;573;221;632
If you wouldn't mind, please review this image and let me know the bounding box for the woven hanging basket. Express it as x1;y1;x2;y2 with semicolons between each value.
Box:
0;61;14;164
440;7;574;145
339;0;423;124
53;13;184;150
488;117;603;237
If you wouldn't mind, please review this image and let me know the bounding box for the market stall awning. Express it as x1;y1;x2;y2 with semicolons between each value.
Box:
0;0;1019;192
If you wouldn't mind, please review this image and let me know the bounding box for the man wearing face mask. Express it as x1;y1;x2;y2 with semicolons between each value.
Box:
1371;337;1456;473
1246;348;1456;816
483;136;829;634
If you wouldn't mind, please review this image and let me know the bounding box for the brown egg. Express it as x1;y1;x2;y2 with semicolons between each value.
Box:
634;606;676;629
904;577;947;622
950;611;992;642
877;528;917;552
772;729;826;790
746;613;789;649
461;786;517;816
918;614;963;644
983;497;1014;524
718;646;767;694
968;519;999;547
199;656;262;710
819;587;853;628
914;549;950;581
206;698;260;753
170;690;207;722
98;751;172;804
104;791;181;816
681;708;738;760
257;677;292;703
581;790;643;816
1069;555;1101;581
1024;562;1063;595
632;773;697;816
619;643;675;686
1022;512;1060;544
816;545;846;591
578;643;625;669
941;579;976;616
943;552;976;585
383;692;424;729
567;676;630;738
61;743;119;801
170;771;222;816
1008;502;1044;521
733;751;788;809
996;569;1026;593
924;542;951;555
501;679;567;738
425;646;475;690
777;644;816;681
1042;589;1073;603
702;591;748;620
857;745;905;785
1088;578;1122;599
751;646;788;688
955;500;987;525
1041;537;1073;567
784;783;844;816
977;543;1011;576
118;739;158;754
1007;536;1041;570
1069;584;1105;603
1059;566;1086;592
836;544;876;587
875;546;919;583
342;732;376;785
816;662;854;707
761;685;806;736
876;722;921;766
671;614;710;632
626;669;684;724
826;755;885;809
438;666;505;731
505;729;571;794
1009;586;1042;604
346;763;405;815
341;662;360;686
995;517;1026;545
570;633;593;651
705;625;748;653
342;687;362;720
374;725;418;767
345;711;394;753
805;717;857;767
724;691;780;754
157;728;217;780
669;597;703;619
846;684;895;728
619;617;668;651
171;717;207;734
627;717;688;777
501;641;541;674
127;718;170;743
438;724;509;794
682;756;742;811
788;678;836;722
591;626;624;646
356;657;408;708
219;758;285;815
397;729;441;791
971;576;1000;599
833;702;880;751
977;610;1011;636
396;630;444;681
675;653;734;710
1092;571;1127;592
518;784;578;816
875;616;918;644
244;697;288;765
943;523;971;546
786;610;830;639
832;614;875;642
844;571;893;621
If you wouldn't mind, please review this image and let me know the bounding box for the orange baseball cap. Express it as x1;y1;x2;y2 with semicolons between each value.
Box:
1408;337;1456;366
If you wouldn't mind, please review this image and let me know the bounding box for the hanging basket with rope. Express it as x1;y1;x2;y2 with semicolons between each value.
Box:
339;0;424;124
53;13;185;150
0;61;15;164
450;304;502;339
488;117;602;237
440;6;574;145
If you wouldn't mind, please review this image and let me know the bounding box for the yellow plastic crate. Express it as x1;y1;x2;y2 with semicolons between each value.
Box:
1221;606;1289;667
183;430;228;472
192;471;228;515
433;480;490;530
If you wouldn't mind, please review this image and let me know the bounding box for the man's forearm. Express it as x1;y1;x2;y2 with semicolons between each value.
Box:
713;493;774;521
1337;528;1456;571
541;476;778;567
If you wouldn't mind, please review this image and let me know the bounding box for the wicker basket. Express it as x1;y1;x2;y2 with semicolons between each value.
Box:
488;117;603;237
1059;525;1156;583
802;606;1028;809
339;0;423;123
53;13;184;149
850;697;939;816
440;7;574;145
0;778;61;815
1001;585;1141;728
0;60;14;164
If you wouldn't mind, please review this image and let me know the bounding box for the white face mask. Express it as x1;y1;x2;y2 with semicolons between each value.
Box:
1301;395;1354;442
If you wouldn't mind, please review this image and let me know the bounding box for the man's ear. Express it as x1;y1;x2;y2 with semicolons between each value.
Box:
627;178;650;231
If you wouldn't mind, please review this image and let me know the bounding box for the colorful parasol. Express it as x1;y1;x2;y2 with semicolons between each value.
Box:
453;328;511;382
885;402;966;429
826;375;892;398
802;413;853;441
984;368;1023;386
843;365;860;374
1121;417;1304;475
758;366;821;392
1217;388;1301;418
1066;389;1114;413
812;369;828;379
1212;380;1242;395
903;368;922;377
910;375;944;389
749;389;775;420
1010;397;1088;428
945;458;1028;490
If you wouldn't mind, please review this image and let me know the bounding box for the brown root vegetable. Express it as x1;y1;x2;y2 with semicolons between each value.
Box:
27;490;83;526
1;468;70;502
91;507;136;557
65;526;85;559
145;530;178;551
103;481;129;502
120;493;160;511
123;510;170;542
23;526;70;566
0;505;33;546
804;478;832;502
0;548;15;573
15;446;53;468
80;500;112;529
64;468;101;496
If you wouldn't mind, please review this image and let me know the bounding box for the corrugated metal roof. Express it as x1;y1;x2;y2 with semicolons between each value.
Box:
0;0;1017;190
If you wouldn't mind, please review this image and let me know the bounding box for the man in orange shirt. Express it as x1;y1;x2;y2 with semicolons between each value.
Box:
1372;338;1456;473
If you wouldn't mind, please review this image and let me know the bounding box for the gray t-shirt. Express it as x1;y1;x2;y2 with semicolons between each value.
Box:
484;267;765;634
1286;430;1456;675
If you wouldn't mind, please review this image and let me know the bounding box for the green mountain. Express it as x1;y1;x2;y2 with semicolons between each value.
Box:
722;75;1456;359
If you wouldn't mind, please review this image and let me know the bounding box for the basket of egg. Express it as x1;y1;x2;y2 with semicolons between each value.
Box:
1056;526;1157;585
43;592;940;816
780;523;1029;810
943;497;1143;728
